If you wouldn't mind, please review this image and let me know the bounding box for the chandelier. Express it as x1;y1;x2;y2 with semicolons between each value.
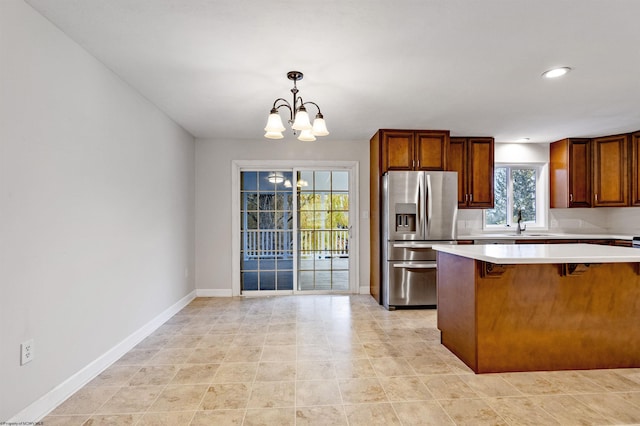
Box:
264;71;329;141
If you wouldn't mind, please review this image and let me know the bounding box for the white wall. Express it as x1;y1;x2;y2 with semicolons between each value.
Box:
195;138;370;293
494;142;549;163
0;1;195;420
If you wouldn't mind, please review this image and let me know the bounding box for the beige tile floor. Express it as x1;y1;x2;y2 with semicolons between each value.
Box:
44;295;640;425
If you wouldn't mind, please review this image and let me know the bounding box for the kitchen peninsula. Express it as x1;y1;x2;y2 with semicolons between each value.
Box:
432;243;640;374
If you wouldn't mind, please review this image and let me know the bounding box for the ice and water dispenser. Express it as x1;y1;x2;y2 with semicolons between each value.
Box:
394;203;417;233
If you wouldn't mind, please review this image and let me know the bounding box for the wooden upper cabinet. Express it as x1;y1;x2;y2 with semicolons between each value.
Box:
550;138;591;208
632;132;640;206
447;137;494;208
448;138;467;206
382;131;414;171
415;132;448;171
592;134;629;207
378;129;449;173
467;138;494;208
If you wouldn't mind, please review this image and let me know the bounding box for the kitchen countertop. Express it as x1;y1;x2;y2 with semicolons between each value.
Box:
432;243;640;264
463;232;635;240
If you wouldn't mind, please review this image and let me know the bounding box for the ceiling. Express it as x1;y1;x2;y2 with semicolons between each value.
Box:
25;0;640;143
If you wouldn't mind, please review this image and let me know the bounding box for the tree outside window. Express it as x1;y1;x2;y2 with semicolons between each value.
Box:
485;166;538;227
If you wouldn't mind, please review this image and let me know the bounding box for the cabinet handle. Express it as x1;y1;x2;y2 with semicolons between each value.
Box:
595;193;598;202
412;160;415;168
417;160;420;168
464;194;468;202
469;194;473;202
569;194;573;202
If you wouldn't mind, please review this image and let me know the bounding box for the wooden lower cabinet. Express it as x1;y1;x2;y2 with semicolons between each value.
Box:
614;240;633;247
515;239;580;244
437;252;640;373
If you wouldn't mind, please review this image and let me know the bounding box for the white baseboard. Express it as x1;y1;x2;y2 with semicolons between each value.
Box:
8;290;196;423
196;288;233;297
359;285;371;295
241;290;294;297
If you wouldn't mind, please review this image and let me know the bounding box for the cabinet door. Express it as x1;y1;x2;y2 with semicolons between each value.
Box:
550;139;569;208
447;138;467;207
382;131;414;172
467;138;494;208
632;132;640;206
550;138;591;208
592;134;629;207
415;131;448;171
568;139;592;207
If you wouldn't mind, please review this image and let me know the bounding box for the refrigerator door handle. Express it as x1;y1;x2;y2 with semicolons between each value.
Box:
418;173;425;238
392;243;432;249
392;263;437;269
425;174;433;238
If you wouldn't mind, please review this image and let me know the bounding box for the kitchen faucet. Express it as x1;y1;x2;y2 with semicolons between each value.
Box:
516;209;526;235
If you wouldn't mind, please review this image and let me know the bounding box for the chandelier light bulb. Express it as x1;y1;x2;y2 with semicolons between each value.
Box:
311;113;329;136
292;106;312;131
297;129;316;141
264;109;286;132
264;131;284;139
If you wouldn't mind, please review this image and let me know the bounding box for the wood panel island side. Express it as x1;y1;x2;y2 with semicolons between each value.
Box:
432;243;640;374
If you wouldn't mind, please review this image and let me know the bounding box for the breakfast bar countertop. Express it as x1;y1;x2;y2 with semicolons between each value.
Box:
432;243;640;264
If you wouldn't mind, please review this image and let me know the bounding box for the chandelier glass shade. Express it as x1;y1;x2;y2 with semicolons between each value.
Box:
264;71;329;141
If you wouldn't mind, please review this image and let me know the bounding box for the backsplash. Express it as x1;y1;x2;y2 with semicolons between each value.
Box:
456;209;484;236
456;207;640;236
548;208;609;233
606;207;640;235
550;207;640;235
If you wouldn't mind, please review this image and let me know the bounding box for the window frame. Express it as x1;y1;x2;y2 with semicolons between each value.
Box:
483;163;548;231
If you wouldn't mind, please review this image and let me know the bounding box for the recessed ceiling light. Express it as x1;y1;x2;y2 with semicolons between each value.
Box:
542;67;572;79
516;138;530;142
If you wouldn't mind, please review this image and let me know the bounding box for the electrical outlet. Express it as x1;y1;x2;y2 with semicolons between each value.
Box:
21;339;34;365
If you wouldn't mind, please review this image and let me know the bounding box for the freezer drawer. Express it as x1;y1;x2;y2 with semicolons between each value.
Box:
383;261;437;309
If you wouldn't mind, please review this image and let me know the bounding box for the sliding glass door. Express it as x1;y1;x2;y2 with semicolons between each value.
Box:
297;170;350;291
240;171;294;291
239;168;352;294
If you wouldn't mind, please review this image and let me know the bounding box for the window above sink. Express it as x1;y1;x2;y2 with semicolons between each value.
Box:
483;163;548;231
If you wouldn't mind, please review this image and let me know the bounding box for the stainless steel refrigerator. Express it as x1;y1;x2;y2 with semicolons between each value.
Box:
381;171;458;310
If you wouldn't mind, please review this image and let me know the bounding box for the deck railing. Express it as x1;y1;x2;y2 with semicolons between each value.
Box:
243;229;349;259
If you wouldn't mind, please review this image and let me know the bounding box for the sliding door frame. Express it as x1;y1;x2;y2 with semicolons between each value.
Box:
231;160;359;296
